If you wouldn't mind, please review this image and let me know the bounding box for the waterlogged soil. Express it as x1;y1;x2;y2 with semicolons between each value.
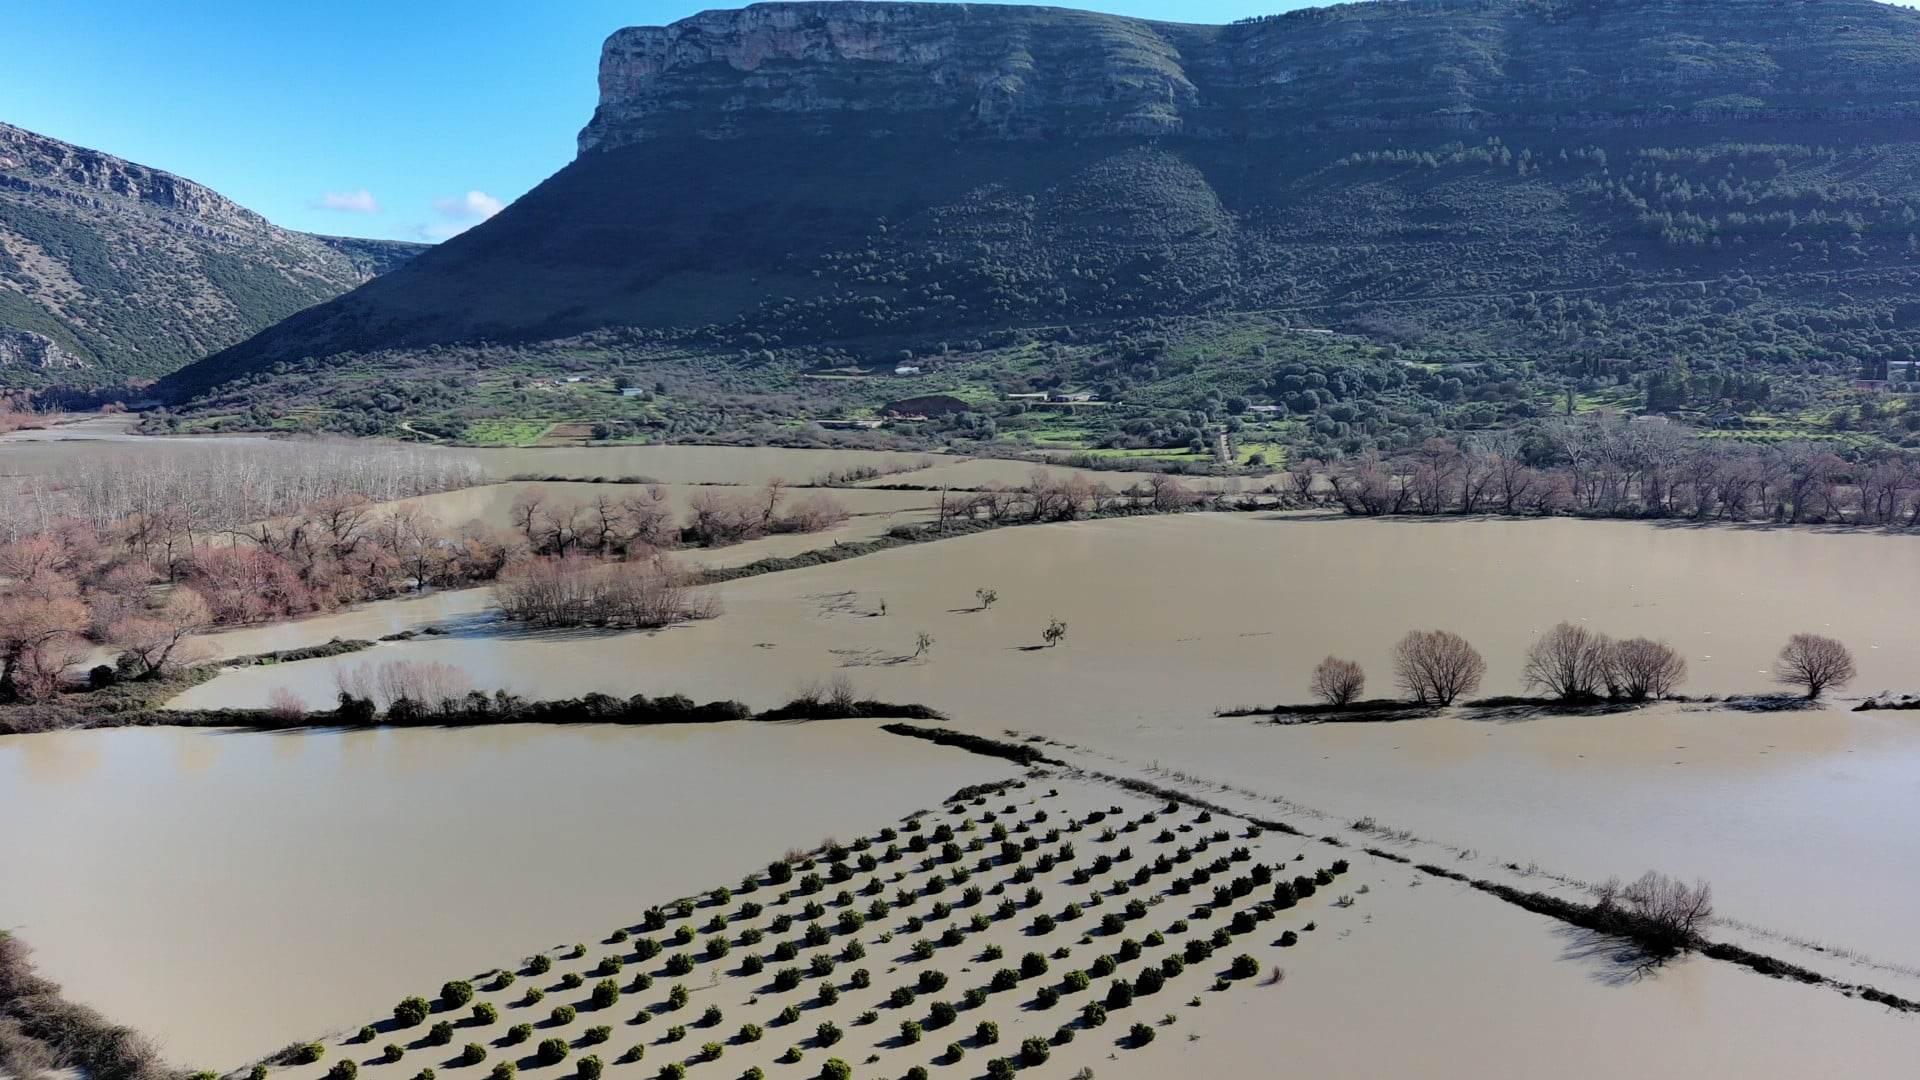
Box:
0;723;1012;1067
172;514;1920;978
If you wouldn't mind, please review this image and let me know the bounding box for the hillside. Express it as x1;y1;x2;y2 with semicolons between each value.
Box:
0;121;424;385
158;0;1920;449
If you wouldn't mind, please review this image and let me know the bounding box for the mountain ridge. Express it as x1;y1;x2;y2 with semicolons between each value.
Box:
0;121;424;385
156;0;1920;445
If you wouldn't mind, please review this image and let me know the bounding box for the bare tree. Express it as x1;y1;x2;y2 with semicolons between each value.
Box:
1774;633;1856;699
1604;637;1687;701
1391;630;1486;706
1522;621;1610;701
107;588;212;676
1595;871;1713;955
1308;656;1365;708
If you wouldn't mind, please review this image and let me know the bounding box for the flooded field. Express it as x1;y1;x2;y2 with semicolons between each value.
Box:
0;722;1010;1066
10;437;1920;1074
172;513;1920;977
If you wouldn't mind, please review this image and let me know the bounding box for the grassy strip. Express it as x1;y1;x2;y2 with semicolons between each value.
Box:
84;693;947;733
225;638;374;665
0;932;169;1080
1363;847;1413;863
1411;865;1920;1012
878;723;1062;767
1076;769;1307;837
0;669;218;735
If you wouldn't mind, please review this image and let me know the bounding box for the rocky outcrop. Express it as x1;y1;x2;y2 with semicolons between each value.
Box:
0;330;83;370
579;0;1920;152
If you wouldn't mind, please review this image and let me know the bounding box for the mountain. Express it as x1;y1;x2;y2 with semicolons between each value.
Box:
0;122;424;385
159;0;1920;445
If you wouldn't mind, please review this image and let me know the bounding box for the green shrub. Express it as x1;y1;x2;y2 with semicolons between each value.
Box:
550;1005;577;1026
779;1046;802;1064
1280;930;1298;947
576;1056;603;1080
290;1043;326;1065
583;1026;610;1045
1021;952;1048;979
818;1059;851;1080
1129;1021;1155;1046
816;1020;843;1046
529;955;553;975
707;937;730;960
1230;954;1259;979
986;1058;1014;1080
537;1038;569;1066
849;968;871;989
779;1006;801;1025
394;996;431;1027
460;1043;487;1066
1106;980;1134;1009
857;1010;878;1025
742;1069;763;1080
357;1025;376;1044
382;1044;404;1063
899;1020;923;1044
1019;1035;1050;1065
658;1064;686;1080
597;956;623;976
741;954;765;975
917;969;948;993
505;1023;532;1045
665;953;694;976
666;1025;686;1043
427;1021;454;1047
974;1020;999;1045
701;1004;723;1027
990;968;1019;992
963;987;987;1009
738;1023;764;1043
1133;967;1164;996
326;1062;357;1080
928;1000;956;1028
473;1002;498;1025
1081;1002;1108;1028
889;986;916;1008
668;984;689;1010
700;1042;723;1062
560;973;583;990
1062;970;1090;992
442;981;475;1008
774;967;803;992
1089;955;1116;978
636;938;663;961
619;1046;645;1064
1035;986;1060;1009
1051;1026;1074;1046
592;979;620;1009
488;1063;514;1080
248;1066;268;1080
904;1069;928;1080
818;982;840;1006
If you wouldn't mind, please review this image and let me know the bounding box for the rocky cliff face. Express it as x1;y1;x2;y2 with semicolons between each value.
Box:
166;0;1920;404
579;0;1920;152
0;122;425;385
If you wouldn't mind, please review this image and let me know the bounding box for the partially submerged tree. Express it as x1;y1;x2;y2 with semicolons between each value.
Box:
1307;656;1365;708
1522;621;1609;701
1604;638;1687;701
1775;633;1856;699
1391;630;1485;705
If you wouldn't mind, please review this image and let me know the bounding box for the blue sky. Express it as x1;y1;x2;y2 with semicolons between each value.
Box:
0;0;1298;243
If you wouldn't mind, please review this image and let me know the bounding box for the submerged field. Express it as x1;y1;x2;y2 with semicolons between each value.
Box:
6;436;1920;1077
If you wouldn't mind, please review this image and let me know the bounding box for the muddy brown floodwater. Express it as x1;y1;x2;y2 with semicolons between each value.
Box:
174;513;1920;981
0;723;1011;1067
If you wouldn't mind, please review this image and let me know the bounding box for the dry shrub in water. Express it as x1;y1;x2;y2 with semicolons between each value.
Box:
1392;629;1485;705
1307;656;1365;707
495;556;714;628
333;659;474;711
1594;871;1713;954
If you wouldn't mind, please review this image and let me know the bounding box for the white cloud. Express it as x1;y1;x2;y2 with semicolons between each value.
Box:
433;190;505;220
312;188;380;213
413;189;506;242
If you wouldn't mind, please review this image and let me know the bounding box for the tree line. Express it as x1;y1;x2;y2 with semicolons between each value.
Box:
1306;417;1920;526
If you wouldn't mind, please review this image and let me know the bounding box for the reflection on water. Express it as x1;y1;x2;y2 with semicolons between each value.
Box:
0;723;1008;1067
